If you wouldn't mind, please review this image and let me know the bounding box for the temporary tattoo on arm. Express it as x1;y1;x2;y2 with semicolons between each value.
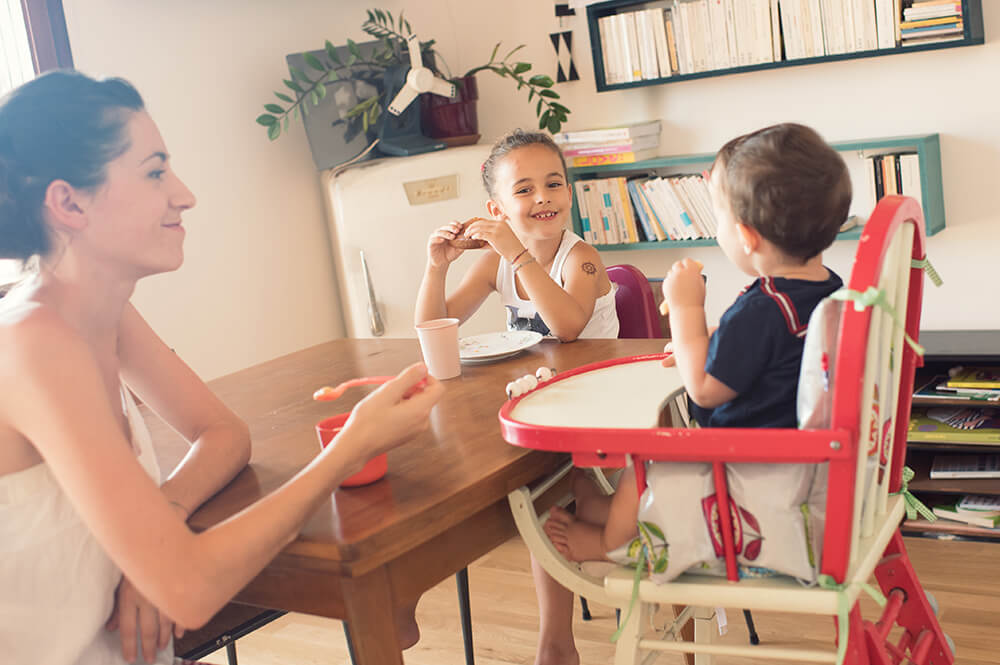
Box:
581;262;597;275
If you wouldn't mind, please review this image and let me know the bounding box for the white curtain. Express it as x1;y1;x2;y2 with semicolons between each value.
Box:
1;0;34;98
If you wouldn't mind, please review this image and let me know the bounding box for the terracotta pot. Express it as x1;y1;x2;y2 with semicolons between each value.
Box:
420;75;480;145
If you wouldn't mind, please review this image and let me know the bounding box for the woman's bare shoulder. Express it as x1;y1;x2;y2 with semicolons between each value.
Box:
0;302;87;375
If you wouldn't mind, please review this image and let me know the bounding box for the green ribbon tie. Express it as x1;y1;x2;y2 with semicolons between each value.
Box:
893;466;937;522
817;574;887;665
611;544;646;643
829;286;925;356
911;257;943;287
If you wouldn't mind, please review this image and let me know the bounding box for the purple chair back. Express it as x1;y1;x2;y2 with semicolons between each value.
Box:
607;264;663;339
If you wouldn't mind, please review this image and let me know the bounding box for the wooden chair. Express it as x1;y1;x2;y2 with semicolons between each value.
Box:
501;196;953;664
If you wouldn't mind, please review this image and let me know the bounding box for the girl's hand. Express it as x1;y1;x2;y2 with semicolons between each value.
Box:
106;575;178;663
331;363;444;475
427;221;467;269
662;259;706;312
462;217;524;262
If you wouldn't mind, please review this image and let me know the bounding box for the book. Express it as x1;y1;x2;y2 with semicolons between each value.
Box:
626;179;656;242
930;454;1000;479
898;153;922;208
569;148;660;167
909;407;1000;444
573;181;594;243
932;501;1000;528
914;375;1000;402
553;120;662;145
947;367;1000;390
561;134;659;156
958;494;1000;512
634;180;669;240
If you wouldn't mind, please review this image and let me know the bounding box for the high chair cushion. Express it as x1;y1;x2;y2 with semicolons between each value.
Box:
607;462;825;583
797;297;845;430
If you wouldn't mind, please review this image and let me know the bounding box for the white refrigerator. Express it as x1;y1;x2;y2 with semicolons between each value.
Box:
322;145;505;338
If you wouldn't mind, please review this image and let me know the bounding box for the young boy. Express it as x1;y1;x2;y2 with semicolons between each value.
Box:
538;123;851;664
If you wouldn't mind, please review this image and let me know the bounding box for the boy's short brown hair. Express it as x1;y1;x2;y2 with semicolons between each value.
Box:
715;123;851;262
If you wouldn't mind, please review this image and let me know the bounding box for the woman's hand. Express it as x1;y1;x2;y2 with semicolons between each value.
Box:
106;575;179;663
662;258;706;312
427;221;468;269
462;217;524;262
332;363;444;475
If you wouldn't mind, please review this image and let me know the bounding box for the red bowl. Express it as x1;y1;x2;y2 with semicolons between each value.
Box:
316;413;388;487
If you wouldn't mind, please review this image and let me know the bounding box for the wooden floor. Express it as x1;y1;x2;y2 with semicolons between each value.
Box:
197;535;999;665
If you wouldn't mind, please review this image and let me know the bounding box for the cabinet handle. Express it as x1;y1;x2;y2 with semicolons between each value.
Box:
360;250;385;337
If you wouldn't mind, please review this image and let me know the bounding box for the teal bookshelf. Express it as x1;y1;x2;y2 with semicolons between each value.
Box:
587;0;984;93
568;133;944;251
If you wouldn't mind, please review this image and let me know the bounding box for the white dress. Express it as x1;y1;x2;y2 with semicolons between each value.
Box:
0;385;175;664
496;230;620;339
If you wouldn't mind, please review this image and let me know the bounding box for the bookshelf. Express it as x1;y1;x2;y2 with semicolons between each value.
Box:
568;132;945;251
902;330;1000;542
586;0;985;92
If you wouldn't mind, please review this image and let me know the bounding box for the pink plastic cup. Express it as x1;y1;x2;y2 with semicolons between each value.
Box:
414;317;461;380
315;413;388;487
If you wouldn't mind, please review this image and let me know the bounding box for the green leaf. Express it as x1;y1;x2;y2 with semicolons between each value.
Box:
513;62;531;74
641;521;666;541
540;89;559;98
283;115;289;130
404;19;412;34
528;89;534;101
316;83;327;99
366;9;375;23
255;113;277;126
304;52;326;72
347;39;361;58
374;9;386;24
275;92;294;103
325;40;342;66
547;114;561;134
503;44;525;60
310;88;320;105
538;109;550;130
326;69;338;81
385;10;394;28
301;101;309;117
264;103;284;114
489;42;500;63
267;123;281;140
346;51;357;67
283;78;304;93
290;66;311;84
549;102;568;113
653;551;669;574
529;74;554;87
536;99;543;116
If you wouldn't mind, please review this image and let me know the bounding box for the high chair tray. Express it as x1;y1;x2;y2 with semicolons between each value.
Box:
498;354;853;468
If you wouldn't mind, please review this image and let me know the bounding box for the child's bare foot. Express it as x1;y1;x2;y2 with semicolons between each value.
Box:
395;603;420;650
544;506;610;562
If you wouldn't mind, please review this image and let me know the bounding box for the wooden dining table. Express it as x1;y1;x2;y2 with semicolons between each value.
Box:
151;337;667;665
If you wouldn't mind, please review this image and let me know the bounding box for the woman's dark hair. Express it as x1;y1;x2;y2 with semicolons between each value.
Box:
0;70;145;261
481;128;567;197
715;123;851;262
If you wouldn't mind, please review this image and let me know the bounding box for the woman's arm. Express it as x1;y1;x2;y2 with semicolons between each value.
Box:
0;311;442;629
118;304;249;518
515;242;605;342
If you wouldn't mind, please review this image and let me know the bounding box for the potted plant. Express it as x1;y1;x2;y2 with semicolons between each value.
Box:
255;9;570;143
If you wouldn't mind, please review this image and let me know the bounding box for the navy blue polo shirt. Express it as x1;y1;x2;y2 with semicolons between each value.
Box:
690;270;843;429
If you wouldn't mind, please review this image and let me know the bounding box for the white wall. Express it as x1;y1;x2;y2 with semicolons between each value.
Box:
62;0;997;377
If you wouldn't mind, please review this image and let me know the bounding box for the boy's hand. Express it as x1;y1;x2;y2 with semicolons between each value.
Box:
462;217;524;262
662;258;706;311
427;221;467;268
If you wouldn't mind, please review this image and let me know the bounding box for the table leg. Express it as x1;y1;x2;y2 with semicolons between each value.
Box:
342;566;405;665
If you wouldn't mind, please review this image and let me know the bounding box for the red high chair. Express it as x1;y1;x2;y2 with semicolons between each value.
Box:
501;196;952;665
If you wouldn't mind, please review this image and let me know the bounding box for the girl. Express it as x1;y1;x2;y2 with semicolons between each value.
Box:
0;71;442;664
414;129;619;341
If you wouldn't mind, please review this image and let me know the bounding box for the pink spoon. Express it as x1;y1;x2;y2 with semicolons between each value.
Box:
313;376;428;402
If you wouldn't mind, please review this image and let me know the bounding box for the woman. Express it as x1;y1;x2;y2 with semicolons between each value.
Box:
0;70;442;664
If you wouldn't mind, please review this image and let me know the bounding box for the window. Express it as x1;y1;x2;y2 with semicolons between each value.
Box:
0;0;72;285
1;0;34;96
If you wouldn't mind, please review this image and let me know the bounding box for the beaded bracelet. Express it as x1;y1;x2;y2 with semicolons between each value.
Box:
509;247;529;265
512;256;536;274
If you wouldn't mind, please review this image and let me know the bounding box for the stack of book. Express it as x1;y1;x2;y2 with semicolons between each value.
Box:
909;405;1000;444
862;151;923;214
573;172;716;245
914;374;1000;402
931;494;1000;529
900;0;964;47
555;120;661;168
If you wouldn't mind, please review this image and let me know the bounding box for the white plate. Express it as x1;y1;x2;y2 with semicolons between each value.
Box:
459;330;543;361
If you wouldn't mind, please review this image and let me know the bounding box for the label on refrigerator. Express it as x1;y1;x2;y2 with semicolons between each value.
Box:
403;175;459;205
